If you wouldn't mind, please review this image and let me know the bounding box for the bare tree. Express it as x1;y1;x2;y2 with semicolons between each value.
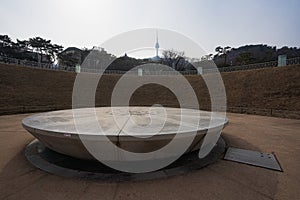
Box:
162;49;186;70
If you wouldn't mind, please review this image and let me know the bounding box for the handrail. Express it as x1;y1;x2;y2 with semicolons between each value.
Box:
1;55;299;75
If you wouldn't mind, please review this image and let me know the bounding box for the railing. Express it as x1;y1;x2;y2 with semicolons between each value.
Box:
219;60;278;72
1;55;299;75
0;55;77;72
0;55;52;69
205;57;300;73
286;57;300;65
81;68;198;75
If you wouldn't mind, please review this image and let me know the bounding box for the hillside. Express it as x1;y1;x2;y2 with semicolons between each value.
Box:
213;44;300;67
0;63;299;118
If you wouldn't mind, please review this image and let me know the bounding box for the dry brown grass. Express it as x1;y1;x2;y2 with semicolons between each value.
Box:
0;63;299;116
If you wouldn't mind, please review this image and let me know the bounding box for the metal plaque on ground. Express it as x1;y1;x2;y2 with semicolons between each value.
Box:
224;147;282;171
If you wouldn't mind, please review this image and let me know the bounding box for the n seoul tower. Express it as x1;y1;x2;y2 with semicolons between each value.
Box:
155;31;160;58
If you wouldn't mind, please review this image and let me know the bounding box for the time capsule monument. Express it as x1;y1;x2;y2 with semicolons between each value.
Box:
22;28;228;177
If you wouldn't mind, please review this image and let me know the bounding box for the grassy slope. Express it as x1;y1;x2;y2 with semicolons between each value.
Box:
0;63;299;114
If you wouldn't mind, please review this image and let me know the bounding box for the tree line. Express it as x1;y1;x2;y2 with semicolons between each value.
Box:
210;44;300;67
1;34;300;69
0;35;63;63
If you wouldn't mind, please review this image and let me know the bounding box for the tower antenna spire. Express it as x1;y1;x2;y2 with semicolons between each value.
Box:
155;30;159;58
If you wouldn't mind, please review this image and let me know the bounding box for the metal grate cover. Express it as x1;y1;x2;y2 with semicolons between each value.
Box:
224;147;282;171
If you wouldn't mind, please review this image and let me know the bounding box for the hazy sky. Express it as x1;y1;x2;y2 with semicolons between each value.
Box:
1;0;300;56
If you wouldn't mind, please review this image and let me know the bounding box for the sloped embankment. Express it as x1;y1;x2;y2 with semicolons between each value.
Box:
0;63;299;118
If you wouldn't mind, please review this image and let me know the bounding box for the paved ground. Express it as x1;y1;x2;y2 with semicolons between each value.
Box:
0;113;299;200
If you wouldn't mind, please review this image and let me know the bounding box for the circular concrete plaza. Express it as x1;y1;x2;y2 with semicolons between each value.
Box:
0;112;299;200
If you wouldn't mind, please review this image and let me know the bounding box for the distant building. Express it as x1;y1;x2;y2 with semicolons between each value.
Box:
57;47;90;68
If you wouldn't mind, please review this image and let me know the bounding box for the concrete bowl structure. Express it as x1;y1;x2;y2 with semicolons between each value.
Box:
22;106;228;161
